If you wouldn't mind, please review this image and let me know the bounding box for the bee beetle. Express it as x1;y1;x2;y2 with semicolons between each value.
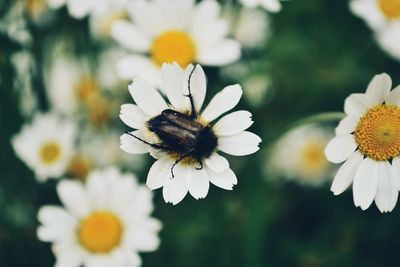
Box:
126;66;218;178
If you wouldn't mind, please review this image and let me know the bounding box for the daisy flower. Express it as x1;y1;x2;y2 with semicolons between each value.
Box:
239;0;282;13
268;124;334;186
120;63;261;205
350;0;400;30
12;113;76;182
325;73;400;212
111;0;241;86
37;167;161;267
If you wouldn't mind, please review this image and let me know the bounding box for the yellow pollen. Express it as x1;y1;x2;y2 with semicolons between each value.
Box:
378;0;400;19
39;142;61;165
355;105;400;161
68;154;92;180
78;211;122;253
300;140;328;173
75;78;99;104
151;30;196;67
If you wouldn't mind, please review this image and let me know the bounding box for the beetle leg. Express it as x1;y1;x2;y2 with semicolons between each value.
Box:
183;65;197;118
124;132;167;150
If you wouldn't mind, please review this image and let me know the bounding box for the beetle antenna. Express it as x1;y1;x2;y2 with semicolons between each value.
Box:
124;131;166;150
184;65;197;118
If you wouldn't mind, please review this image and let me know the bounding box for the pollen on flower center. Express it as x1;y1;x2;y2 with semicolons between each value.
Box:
39;142;61;165
300;140;327;172
75;77;99;104
355;105;400;161
78;211;122;253
378;0;400;19
151;30;196;67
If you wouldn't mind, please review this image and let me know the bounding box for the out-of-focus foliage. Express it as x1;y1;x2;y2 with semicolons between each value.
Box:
1;0;400;266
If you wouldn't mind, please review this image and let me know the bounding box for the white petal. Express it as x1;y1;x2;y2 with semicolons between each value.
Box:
187;167;209;199
119;104;147;130
56;180;89;218
374;162;398;213
162;164;188;205
260;0;282;12
128;0;167;36
37;206;76;242
335;115;359;136
324;134;357;164
205;153;230;173
111;21;151;53
120;131;149;154
385;85;400;105
330;152;363;195
201;84;243;122
128;79;168;116
353;157;379;210
190;0;221;31
116;55;161;86
365;73;392;105
147;157;173;190
213;110;253;136
53;243;84;267
197;39;241;66
206;167;237;190
344;93;370;117
185;64;207;112
161;63;188;110
218;131;261;156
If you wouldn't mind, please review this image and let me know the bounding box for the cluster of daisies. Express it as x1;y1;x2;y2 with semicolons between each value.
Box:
351;0;400;61
6;0;400;266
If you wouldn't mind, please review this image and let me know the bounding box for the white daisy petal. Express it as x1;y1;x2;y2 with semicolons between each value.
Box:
190;0;221;30
218;131;261;156
162;164;188;205
37;206;76;242
116;55;161;85
187;167;209;199
206;167;237;190
324;134;357;164
197;39;241;66
56;180;89;218
353;157;379;210
120;131;149;154
202;84;243;122
335;115;359;136
344;93;370;117
161;63;187;110
204;153;230;173
128;79;168;116
119;104;147;130
129;0;167;36
374;162;398;213
147;157;173;190
186;64;207;112
111;21;151;53
213;110;253;136
365;73;392;104
53;244;84;267
385;85;400;105
330;151;363;195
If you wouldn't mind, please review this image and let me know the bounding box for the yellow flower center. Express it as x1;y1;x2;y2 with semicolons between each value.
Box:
151;30;196;67
355;105;400;161
75;78;99;104
78;211;123;253
26;0;47;18
378;0;400;19
300;140;328;174
39;142;61;165
68;154;92;180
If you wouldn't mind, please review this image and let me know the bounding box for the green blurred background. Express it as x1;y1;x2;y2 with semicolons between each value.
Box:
1;0;400;266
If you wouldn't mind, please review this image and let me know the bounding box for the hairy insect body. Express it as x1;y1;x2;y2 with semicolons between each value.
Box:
147;109;217;161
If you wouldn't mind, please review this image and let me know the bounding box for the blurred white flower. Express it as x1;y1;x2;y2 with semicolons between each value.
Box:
12;113;76;182
234;8;270;49
46;0;127;19
268;124;334;186
325;73;400;213
0;1;32;46
119;63;261;205
111;0;241;87
239;0;282;13
376;22;400;61
37;167;161;267
350;0;400;30
242;75;271;107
